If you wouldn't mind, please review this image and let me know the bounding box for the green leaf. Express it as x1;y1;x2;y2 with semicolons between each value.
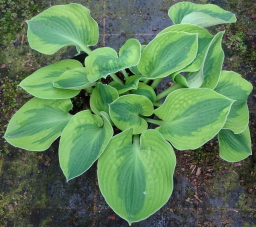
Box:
215;71;253;133
86;39;141;82
109;75;141;94
109;94;154;134
4;98;72;151
168;2;236;28
154;88;234;150
131;83;156;102
19;60;82;99
218;126;251;162
137;31;198;79
179;31;224;88
53;67;95;90
159;24;214;76
90;83;119;115
27;3;98;54
59;110;113;181
98;129;176;225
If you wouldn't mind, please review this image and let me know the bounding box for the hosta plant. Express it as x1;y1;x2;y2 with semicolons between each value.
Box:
4;2;253;225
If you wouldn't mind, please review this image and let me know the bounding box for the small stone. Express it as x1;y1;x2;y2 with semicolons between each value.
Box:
152;27;158;31
108;215;116;220
147;12;150;15
144;17;148;20
234;162;242;167
1;64;6;68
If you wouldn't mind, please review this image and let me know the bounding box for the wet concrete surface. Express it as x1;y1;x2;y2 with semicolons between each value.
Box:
0;0;255;226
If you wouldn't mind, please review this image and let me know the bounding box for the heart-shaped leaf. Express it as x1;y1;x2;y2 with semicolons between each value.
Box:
131;83;156;102
176;31;224;88
154;88;234;150
168;2;236;27
218;126;251;162
53;67;95;90
109;94;154;134
137;31;198;79
215;71;253;133
27;3;99;54
4;98;72;151
19;60;82;99
59;110;113;181
90;83;119;115
85;39;141;82
98;129;176;225
109;75;141;94
159;24;214;76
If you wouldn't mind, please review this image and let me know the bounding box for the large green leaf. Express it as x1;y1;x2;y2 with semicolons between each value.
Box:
218;126;251;162
109;95;154;134
19;60;82;99
27;3;98;54
98;129;176;225
59;110;113;181
137;31;198;79
215;71;253;133
168;2;236;27
109;75;141;94
4;98;72;151
90;83;119;115
154;88;233;150
176;31;224;88
131;83;156;102
85;39;141;82
159;24;214;76
53;67;95;90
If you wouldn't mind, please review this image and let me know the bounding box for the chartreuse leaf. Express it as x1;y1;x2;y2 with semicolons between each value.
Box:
53;67;95;90
132;83;156;102
59;110;113;181
4;98;72;151
138;31;198;79
215;71;253;133
19;60;82;99
86;39;141;82
90;83;119;115
154;88;234;150
218;126;251;162
109;95;154;134
27;3;98;54
168;2;236;28
158;24;214;77
179;31;224;88
98;129;176;225
109;75;141;94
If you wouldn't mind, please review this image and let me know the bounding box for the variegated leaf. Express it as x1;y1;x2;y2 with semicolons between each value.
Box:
98;129;176;225
27;3;98;54
154;88;233;150
59;110;113;181
4;98;72;151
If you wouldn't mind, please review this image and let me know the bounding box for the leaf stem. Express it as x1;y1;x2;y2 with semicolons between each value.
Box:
156;83;184;100
144;118;163;126
81;45;92;55
151;78;162;89
122;69;129;79
110;73;124;85
153;102;163;107
141;78;150;84
133;134;140;147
